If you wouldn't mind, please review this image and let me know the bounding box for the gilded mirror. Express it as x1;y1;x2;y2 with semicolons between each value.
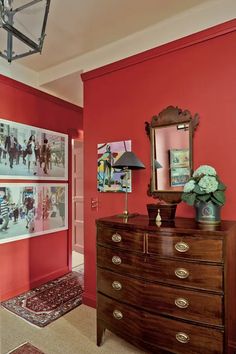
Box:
146;106;199;204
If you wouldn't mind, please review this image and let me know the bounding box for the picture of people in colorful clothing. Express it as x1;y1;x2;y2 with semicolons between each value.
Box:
97;140;132;192
0;184;68;244
0;119;68;180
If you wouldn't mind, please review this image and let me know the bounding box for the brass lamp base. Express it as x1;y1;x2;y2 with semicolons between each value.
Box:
116;212;139;218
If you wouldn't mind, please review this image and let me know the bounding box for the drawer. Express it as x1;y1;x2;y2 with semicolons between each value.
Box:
97;245;144;276
146;256;223;292
97;226;144;253
97;293;223;354
97;268;223;326
147;233;223;263
97;246;223;292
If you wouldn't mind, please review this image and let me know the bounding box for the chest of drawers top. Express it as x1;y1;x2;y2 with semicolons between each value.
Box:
96;214;235;235
96;215;235;259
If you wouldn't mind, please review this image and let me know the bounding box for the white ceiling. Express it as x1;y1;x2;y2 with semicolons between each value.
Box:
0;0;235;106
19;0;211;71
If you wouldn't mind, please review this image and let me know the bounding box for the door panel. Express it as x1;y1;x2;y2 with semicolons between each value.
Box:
72;140;84;254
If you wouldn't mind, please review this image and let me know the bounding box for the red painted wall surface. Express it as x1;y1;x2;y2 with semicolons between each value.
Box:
0;75;83;300
82;20;236;307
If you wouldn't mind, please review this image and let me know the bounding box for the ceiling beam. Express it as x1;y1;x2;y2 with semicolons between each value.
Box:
0;0;235;107
38;0;236;87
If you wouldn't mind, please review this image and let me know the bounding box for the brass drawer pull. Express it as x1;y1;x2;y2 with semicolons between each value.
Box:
112;256;122;265
113;309;123;320
175;298;189;309
175;241;189;253
112;233;122;243
176;332;190;344
112;281;122;291
175;268;189;279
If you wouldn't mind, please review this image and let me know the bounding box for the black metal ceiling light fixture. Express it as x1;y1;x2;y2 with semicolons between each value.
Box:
0;0;50;62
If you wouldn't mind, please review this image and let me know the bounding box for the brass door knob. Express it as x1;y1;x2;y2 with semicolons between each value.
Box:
112;256;122;265
112;233;122;243
175;241;189;253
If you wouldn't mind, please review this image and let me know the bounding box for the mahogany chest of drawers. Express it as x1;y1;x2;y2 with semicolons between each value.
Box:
96;215;236;354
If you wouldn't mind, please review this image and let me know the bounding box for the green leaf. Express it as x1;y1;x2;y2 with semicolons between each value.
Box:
196;195;210;203
193;184;205;195
213;190;225;205
182;193;196;206
218;182;226;191
181;193;190;202
211;196;223;206
196;194;209;202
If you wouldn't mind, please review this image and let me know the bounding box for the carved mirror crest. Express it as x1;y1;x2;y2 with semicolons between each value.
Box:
145;105;199;204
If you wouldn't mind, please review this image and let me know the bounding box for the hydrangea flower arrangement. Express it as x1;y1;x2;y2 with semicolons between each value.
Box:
181;165;226;206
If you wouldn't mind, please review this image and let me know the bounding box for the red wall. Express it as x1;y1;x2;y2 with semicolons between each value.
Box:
0;75;83;300
82;20;236;307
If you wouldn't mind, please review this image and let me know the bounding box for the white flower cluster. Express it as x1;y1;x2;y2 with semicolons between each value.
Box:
193;165;216;177
183;180;195;193
183;165;219;194
182;164;225;206
198;175;218;193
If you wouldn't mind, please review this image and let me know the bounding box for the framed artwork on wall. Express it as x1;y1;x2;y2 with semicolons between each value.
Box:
0;183;68;244
97;140;132;192
169;148;189;168
169;148;190;187
170;167;190;187
0;118;68;180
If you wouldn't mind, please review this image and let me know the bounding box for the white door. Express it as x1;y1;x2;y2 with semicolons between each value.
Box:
72;139;84;257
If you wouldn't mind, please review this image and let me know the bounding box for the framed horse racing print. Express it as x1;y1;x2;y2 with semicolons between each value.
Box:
0;118;68;180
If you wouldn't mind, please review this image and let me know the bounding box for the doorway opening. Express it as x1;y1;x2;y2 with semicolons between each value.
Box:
72;139;84;271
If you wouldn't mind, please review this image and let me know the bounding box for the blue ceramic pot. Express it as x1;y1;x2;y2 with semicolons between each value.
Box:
195;201;221;225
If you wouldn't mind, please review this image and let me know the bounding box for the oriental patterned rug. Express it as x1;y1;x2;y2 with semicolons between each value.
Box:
7;342;45;354
1;269;84;327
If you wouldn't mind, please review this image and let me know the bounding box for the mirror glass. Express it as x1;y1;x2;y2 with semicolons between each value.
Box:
146;106;198;204
153;123;190;191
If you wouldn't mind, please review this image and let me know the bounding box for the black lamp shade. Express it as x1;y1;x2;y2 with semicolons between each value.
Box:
112;151;145;170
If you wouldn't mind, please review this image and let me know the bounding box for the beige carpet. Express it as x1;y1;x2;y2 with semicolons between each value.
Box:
0;304;145;354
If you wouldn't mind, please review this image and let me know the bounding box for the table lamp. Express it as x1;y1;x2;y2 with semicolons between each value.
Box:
112;151;145;218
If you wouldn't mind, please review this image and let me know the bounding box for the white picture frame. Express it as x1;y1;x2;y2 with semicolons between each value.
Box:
0;183;68;244
0;118;68;180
